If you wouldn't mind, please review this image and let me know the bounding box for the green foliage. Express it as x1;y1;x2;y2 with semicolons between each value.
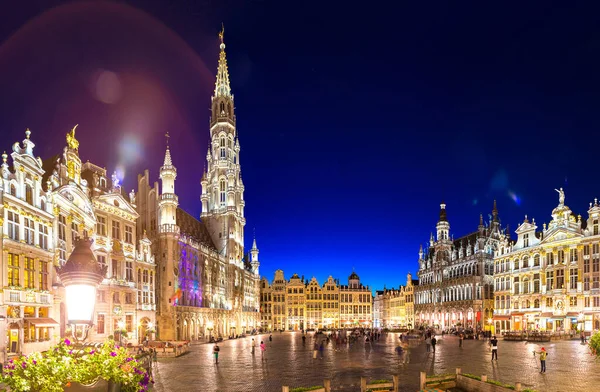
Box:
462;373;481;381
370;379;390;384
0;339;152;392
589;331;600;358
290;386;323;392
486;379;515;389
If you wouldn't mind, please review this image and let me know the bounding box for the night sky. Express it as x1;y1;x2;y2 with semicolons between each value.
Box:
2;2;600;292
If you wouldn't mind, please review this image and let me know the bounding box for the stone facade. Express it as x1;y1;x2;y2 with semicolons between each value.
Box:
415;202;503;331
260;270;371;331
135;30;260;341
373;273;417;329
0;127;158;361
493;188;600;334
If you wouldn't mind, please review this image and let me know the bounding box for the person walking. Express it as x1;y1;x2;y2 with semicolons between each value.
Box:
581;331;586;344
431;335;437;353
319;341;325;359
313;341;319;359
213;344;220;364
459;333;464;347
269;334;273;342
260;341;266;361
534;347;548;373
490;335;498;360
302;334;306;345
152;348;158;369
251;338;256;355
425;335;431;352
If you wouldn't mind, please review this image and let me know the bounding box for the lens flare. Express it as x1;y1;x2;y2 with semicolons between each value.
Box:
508;190;521;206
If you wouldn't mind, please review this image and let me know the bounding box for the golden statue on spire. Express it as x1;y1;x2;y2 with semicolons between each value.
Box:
66;124;79;150
219;23;224;43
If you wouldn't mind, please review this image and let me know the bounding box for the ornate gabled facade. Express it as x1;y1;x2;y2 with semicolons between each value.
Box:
493;189;600;334
415;202;503;331
135;28;260;341
373;273;416;330
0;130;57;359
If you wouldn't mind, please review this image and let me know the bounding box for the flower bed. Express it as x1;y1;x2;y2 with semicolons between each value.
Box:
0;339;153;392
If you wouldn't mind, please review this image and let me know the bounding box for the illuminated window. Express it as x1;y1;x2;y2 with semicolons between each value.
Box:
112;221;121;239
126;261;133;281
39;261;48;291
71;222;79;244
24;257;35;289
8;253;20;286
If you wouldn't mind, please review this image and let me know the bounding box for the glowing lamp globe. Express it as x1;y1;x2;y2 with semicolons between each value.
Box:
57;237;107;325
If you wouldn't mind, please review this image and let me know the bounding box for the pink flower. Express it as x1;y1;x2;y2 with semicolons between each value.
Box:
110;352;117;357
64;339;71;346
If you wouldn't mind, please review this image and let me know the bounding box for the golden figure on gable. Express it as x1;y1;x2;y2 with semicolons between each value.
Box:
66;124;79;151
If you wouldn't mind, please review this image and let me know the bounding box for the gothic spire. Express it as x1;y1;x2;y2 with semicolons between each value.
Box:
492;199;499;222
163;132;172;167
214;24;232;99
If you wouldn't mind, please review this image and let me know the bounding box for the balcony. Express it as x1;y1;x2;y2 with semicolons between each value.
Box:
159;224;180;234
5;289;53;305
160;193;178;203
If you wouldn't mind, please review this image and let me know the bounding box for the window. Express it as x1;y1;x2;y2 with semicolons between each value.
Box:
143;270;149;284
97;314;105;334
585;258;590;273
585;276;591;291
40;199;46;211
9;183;16;195
558;250;565;264
8;253;19;286
113;292;120;303
24;257;35;289
24;218;35;245
39;261;48;290
125;293;133;304
125;225;133;244
513;259;519;270
126;315;133;332
25;184;33;204
58;215;66;241
126;261;133;281
595;297;600;308
71;222;79;244
7;211;20;241
522;278;530;294
594;255;600;273
570;296;577;307
523;256;529;268
585;245;590;256
547;252;554;266
96;216;106;236
585;297;591;307
220;138;226;159
546;271;554;290
112;260;119;278
98;291;106;303
533;274;540;293
556;269;565;289
97;255;107;272
524;233;529;247
546;298;553;308
534;299;540;308
595;220;599;236
112;221;121;239
38;224;48;250
570;268;578;290
570;248;578;263
219;179;226;206
513;277;520;294
534;254;540;267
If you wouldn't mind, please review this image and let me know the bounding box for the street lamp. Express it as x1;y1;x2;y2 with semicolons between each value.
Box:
207;321;214;340
57;237;107;343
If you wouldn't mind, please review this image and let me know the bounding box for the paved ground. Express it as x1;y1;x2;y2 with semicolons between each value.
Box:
152;332;598;392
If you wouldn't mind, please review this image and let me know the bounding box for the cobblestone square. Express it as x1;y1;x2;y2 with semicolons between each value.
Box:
152;332;599;392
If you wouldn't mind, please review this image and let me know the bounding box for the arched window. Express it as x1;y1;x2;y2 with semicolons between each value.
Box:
25;184;33;204
523;256;529;268
40;199;46;212
219;179;226;206
534;299;540;308
220;138;226;159
220;102;225;113
10;183;16;196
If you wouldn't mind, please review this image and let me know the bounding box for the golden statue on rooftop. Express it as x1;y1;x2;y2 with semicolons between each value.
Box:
66;124;79;151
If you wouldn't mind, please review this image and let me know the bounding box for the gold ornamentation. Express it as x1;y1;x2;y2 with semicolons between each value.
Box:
66;124;79;150
67;161;75;180
219;23;224;44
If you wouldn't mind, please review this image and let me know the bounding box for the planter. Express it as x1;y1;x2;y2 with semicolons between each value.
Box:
64;380;121;392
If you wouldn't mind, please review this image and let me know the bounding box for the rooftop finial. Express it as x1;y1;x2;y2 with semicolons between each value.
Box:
219;23;225;46
25;128;31;139
165;131;170;147
2;151;7;163
66;124;79;150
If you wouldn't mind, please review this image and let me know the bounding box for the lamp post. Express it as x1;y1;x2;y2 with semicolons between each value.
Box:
207;321;214;341
57;237;107;344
